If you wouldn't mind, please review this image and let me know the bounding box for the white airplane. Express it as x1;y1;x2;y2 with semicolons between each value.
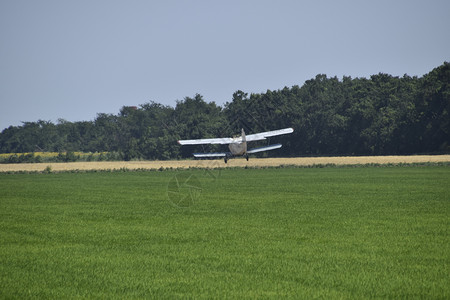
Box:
178;127;294;163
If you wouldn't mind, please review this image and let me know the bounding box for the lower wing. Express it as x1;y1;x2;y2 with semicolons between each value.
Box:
193;144;282;157
193;152;230;158
247;144;282;154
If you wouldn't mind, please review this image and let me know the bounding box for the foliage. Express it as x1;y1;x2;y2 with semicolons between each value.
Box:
0;167;449;298
0;152;111;164
0;63;449;159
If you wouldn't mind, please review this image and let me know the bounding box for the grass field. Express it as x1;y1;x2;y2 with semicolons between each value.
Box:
0;166;449;298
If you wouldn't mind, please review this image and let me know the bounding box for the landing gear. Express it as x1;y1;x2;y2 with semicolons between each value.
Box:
224;157;228;164
245;154;249;161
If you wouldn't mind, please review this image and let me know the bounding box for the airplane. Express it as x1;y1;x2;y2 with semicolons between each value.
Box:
177;127;294;163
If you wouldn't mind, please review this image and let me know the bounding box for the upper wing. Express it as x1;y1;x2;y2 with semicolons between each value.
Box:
245;127;294;142
178;137;235;145
178;127;293;145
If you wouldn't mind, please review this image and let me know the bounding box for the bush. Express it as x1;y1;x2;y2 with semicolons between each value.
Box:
57;151;79;162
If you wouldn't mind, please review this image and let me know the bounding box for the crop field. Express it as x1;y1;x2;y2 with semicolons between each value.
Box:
0;166;449;298
1;154;450;172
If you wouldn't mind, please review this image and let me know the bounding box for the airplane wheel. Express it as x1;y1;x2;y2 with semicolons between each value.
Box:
224;157;228;164
246;155;249;161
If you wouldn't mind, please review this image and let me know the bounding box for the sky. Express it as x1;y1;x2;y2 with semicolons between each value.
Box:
1;0;449;131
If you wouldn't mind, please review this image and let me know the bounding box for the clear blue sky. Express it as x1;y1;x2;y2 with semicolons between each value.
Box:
1;0;449;131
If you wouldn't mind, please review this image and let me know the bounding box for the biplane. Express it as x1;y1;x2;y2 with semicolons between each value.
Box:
178;128;294;163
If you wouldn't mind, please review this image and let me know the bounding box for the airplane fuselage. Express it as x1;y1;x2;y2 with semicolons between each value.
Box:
228;141;247;155
228;129;247;155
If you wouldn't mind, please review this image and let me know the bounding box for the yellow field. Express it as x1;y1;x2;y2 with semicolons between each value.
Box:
0;155;449;172
0;152;107;159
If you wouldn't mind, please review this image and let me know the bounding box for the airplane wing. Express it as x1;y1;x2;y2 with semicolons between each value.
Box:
193;152;230;158
245;127;294;142
247;144;282;154
178;137;235;145
178;127;293;145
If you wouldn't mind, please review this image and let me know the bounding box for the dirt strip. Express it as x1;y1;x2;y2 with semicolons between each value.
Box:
1;155;449;172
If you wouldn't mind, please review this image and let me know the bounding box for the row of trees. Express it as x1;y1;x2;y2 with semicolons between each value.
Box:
1;62;448;160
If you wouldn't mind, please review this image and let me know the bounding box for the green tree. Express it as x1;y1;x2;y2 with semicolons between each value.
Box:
416;62;450;153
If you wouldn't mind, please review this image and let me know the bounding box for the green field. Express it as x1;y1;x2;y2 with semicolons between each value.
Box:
0;166;449;298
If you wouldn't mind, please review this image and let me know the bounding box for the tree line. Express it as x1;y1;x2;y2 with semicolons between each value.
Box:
1;62;448;160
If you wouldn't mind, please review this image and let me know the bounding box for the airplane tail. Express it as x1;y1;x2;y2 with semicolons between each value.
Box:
241;128;246;142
